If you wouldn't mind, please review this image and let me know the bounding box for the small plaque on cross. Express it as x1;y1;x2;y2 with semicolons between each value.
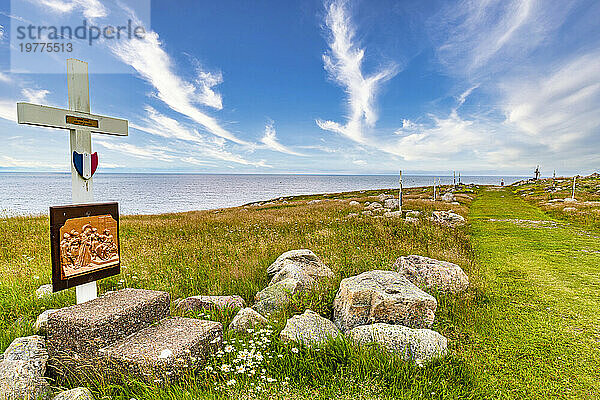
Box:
50;202;121;293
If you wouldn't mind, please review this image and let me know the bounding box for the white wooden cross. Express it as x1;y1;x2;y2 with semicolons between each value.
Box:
16;59;128;304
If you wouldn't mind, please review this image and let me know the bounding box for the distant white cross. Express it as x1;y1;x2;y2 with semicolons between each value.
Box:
17;59;128;304
398;170;403;213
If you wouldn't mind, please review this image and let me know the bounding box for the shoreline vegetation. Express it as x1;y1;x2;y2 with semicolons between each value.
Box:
1;174;598;399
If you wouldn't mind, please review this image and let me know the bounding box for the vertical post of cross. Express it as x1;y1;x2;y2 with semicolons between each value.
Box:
398;170;403;213
67;59;97;304
433;177;437;201
572;176;576;200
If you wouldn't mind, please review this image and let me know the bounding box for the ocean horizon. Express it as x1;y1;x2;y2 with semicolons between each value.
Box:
0;172;526;216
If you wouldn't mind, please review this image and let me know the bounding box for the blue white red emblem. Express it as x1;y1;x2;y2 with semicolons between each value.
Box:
72;151;98;180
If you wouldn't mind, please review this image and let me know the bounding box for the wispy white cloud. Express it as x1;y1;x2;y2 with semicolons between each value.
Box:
0;155;62;169
0;72;10;83
132;106;269;167
110;18;246;145
260;121;305;156
95;140;175;162
37;0;107;19
316;0;398;143
0;99;16;122
194;68;224;110
21;88;50;104
431;0;571;77
502;51;600;151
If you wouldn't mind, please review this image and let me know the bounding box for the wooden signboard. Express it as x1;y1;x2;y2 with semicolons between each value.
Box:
50;202;120;292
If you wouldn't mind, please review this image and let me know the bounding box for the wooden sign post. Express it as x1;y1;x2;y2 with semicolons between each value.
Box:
572;176;577;200
17;59;128;304
398;170;403;213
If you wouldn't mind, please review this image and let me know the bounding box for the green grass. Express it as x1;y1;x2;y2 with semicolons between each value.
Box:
1;185;598;398
465;187;600;399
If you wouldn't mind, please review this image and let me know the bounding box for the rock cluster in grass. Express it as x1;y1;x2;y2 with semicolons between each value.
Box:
259;248;469;365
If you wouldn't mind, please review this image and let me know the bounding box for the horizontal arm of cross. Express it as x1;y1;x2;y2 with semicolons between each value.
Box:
17;103;128;136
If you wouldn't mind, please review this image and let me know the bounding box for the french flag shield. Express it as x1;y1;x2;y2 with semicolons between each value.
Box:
73;151;98;180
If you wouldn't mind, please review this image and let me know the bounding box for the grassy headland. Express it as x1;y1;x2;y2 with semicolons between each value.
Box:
1;181;598;399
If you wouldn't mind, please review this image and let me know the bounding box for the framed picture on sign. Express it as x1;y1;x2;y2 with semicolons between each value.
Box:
50;202;121;292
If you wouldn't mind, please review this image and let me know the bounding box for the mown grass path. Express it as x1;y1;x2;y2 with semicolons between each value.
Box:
468;188;600;399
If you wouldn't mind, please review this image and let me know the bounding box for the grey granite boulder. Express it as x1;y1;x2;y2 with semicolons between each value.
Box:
333;270;437;331
384;198;399;209
229;308;268;332
54;387;94;400
365;202;383;210
432;210;465;226
47;288;170;359
405;210;421;218
34;309;59;335
378;194;394;202
0;336;51;400
442;192;455;202
35;284;53;299
175;295;245;312
347;323;447;364
267;249;335;290
349;201;360;206
253;278;301;315
394;255;469;293
384;210;402;218
280;310;340;346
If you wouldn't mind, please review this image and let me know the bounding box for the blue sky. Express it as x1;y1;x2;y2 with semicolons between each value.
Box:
0;0;599;175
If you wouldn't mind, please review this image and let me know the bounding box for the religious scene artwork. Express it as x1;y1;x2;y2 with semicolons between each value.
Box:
59;214;119;279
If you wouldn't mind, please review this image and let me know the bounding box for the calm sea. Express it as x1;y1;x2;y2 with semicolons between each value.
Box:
0;173;524;216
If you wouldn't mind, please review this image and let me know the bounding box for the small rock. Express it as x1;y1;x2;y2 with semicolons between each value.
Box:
563;198;577;203
563;207;577;212
35;284;53;299
405;210;421;218
175;295;245;312
253;278;301;315
349;201;360;206
347;323;447;364
0;336;51;400
307;199;322;205
384;211;403;218
333;270;437;331
384;198;399;209
365;201;370;206
394;255;469;293
34;309;59;335
54;387;94;400
405;217;419;224
280;310;340;346
365;202;383;210
432;211;466;226
267;249;335;291
347;213;359;217
378;194;394;202
442;192;455;202
361;210;373;216
229;308;268;332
